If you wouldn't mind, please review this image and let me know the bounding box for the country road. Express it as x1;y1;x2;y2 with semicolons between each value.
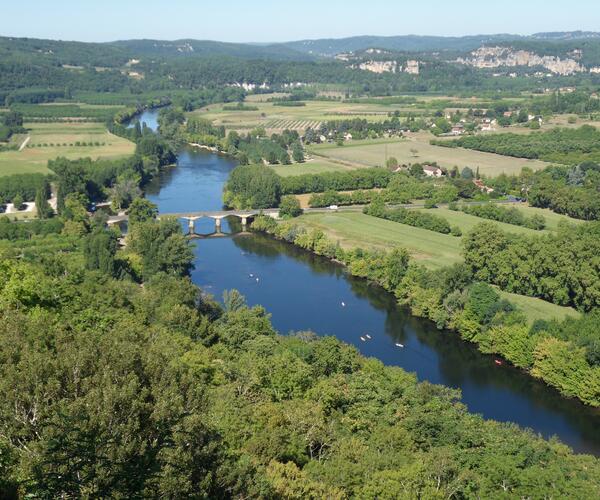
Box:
19;136;30;151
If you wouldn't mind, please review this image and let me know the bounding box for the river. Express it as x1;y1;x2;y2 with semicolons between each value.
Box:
137;111;600;456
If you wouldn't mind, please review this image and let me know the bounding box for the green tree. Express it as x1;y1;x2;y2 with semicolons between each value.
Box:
461;167;474;180
128;218;194;279
279;196;302;218
292;143;305;163
110;176;141;211
128;198;158;226
2;111;23;128
83;229;117;275
35;189;53;219
224;165;281;209
11;194;23;211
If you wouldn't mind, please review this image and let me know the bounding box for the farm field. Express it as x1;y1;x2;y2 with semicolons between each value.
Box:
297;211;463;269
498;290;580;323
420;206;577;235
311;133;550;176
191;100;406;134
271;158;359;177
0;122;135;176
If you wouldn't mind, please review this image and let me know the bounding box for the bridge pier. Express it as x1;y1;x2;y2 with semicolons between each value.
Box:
188;218;195;234
241;216;248;228
214;217;222;231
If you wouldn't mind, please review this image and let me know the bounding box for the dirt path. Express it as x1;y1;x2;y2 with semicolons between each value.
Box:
19;136;30;151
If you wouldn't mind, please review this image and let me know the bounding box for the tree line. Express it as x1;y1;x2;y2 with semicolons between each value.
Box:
433;125;600;164
451;202;546;230
364;196;459;235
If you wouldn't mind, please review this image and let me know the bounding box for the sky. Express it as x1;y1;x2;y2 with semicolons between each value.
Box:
1;0;600;43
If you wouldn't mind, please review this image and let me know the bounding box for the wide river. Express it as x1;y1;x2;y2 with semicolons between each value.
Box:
135;110;600;455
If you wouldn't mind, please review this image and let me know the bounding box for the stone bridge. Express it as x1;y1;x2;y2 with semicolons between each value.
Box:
107;208;280;234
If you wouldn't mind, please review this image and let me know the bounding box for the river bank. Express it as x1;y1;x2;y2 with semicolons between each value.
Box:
136;110;600;456
249;214;600;411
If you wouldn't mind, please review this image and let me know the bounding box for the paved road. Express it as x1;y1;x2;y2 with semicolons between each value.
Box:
106;200;525;224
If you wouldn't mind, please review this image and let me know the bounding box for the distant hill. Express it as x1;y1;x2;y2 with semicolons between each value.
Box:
282;32;600;57
3;32;600;66
532;31;600;41
0;36;314;69
282;35;521;57
111;39;313;61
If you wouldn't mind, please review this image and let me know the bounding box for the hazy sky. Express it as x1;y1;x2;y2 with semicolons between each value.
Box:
1;0;599;43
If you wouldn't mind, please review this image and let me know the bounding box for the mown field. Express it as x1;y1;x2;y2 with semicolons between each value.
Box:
0;122;135;176
298;211;463;269
310;133;550;177
296;210;579;321
498;290;580;324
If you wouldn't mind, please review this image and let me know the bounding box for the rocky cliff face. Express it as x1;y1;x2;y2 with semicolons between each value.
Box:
352;59;420;75
457;46;586;75
357;60;397;73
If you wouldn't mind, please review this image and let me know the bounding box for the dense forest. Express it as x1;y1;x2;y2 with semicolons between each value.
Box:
463;221;600;311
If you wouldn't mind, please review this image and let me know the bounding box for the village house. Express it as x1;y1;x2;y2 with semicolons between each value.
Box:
423;165;444;177
480;118;496;132
473;179;494;193
451;123;465;136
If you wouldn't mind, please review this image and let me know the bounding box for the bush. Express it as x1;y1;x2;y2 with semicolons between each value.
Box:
450;225;463;237
11;194;23;211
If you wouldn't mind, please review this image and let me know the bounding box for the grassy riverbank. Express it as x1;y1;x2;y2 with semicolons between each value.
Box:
298;211;462;268
294;210;581;323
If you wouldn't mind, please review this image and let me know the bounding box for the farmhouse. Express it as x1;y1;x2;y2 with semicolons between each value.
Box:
451;124;465;136
423;165;444;177
480;118;496;132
